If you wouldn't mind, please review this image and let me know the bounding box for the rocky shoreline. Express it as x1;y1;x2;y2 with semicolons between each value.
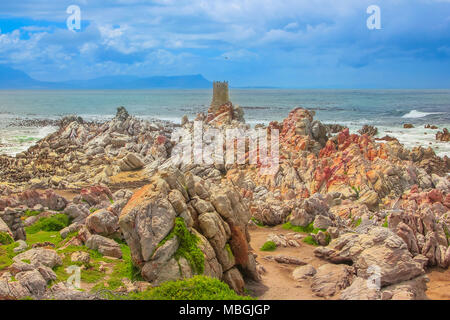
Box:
0;95;449;300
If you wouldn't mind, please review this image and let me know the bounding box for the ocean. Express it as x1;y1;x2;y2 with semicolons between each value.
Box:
0;89;449;157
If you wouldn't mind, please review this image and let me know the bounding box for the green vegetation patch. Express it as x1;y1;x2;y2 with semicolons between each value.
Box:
24;210;41;217
225;243;234;259
93;243;143;291
251;217;265;227
172;217;204;275
54;245;105;283
442;224;449;240
0;232;14;245
0;242;19;270
26;230;62;246
302;236;318;246
282;222;325;234
351;186;361;199
155;217;204;275
382;217;389;228
25;214;70;234
260;241;277;252
353;217;362;228
103;275;254;300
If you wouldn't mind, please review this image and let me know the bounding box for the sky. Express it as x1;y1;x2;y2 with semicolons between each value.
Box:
0;0;449;88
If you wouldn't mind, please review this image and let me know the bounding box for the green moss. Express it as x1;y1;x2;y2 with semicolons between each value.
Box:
0;248;13;270
151;217;204;276
351;186;361;199
354;218;362;227
54;245;106;283
225;243;234;259
260;241;277;252
283;221;313;233
172;217;204;275
443;224;450;240
26;230;62;246
102;275;254;300
25;214;70;234
156;227;176;252
57;245;103;260
100;243;143;291
22;259;31;264
0;242;19;270
282;222;325;234
302;236;318;246
24;210;41;217
251;217;265;227
89;208;98;213
382;217;389;228
0;232;14;245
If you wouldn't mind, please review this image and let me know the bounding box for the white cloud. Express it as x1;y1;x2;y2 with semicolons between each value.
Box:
0;0;448;84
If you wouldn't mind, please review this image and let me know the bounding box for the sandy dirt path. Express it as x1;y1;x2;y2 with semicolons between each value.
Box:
425;268;450;300
248;225;449;300
247;225;328;300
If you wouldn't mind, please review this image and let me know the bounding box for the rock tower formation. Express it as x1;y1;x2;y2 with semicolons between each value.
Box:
210;81;230;113
202;81;244;125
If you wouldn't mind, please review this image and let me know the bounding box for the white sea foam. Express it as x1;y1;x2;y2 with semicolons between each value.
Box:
402;110;443;118
0;125;58;156
347;125;450;158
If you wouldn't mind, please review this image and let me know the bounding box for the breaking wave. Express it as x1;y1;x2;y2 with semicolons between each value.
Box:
402;110;443;118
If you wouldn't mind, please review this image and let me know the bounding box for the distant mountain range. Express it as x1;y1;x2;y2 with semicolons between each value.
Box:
0;65;212;89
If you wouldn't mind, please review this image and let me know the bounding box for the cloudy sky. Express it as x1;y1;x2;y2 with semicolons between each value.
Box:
0;0;449;88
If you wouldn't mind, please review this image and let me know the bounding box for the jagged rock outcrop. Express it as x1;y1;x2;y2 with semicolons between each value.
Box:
225;108;449;235
0;189;68;212
385;192;449;268
0;208;26;240
0;101;448;300
118;169;259;293
358;125;378;137
0;248;71;300
314;227;425;286
0;107;175;190
119;153;145;171
436;128;450;142
311;264;355;297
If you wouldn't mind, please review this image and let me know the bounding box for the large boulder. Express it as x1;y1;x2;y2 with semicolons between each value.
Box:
290;193;331;227
79;185;113;207
0;208;26;240
387;202;449;268
13;248;62;268
86;235;122;258
311;264;354;297
118;169;258;291
292;264;317;281
86;208;119;236
64;203;90;223
314;227;425;287
119;153;145;171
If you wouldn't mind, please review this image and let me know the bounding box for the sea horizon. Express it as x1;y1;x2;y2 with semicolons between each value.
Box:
1;88;449;158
